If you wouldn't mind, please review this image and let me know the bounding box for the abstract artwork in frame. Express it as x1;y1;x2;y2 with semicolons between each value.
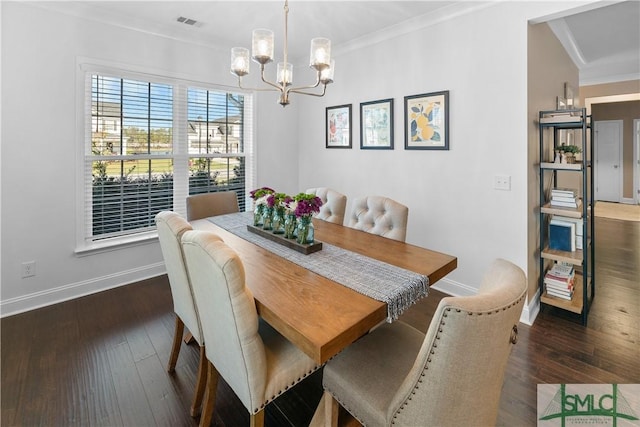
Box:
326;104;352;148
360;98;394;150
404;90;449;150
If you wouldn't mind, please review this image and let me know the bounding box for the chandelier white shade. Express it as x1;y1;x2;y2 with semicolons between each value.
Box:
230;0;334;106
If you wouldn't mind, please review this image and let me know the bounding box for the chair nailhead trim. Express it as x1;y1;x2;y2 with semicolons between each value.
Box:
392;292;526;422
259;364;321;410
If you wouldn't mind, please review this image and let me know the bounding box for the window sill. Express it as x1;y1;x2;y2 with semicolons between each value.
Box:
75;231;159;257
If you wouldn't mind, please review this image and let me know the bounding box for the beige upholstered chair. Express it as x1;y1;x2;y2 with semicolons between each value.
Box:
306;187;347;225
186;191;239;221
180;230;321;427
155;211;220;417
322;258;527;427
347;196;408;242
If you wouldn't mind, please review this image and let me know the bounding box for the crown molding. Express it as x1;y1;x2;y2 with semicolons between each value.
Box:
333;2;497;57
547;18;587;67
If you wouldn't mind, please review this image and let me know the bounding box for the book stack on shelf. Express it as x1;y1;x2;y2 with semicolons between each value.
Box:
544;263;575;300
550;187;581;209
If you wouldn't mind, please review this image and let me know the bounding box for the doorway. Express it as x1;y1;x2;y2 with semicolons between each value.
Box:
635;119;640;204
594;120;623;202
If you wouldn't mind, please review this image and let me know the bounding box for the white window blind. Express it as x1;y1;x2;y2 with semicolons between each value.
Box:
83;69;253;247
186;87;248;211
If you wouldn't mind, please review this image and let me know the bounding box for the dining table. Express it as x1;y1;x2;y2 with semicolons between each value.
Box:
190;212;457;366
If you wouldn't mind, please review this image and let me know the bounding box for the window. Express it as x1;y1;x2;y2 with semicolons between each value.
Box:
82;68;253;249
186;88;247;202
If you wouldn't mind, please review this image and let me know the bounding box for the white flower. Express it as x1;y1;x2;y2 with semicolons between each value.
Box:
285;200;298;214
256;195;269;206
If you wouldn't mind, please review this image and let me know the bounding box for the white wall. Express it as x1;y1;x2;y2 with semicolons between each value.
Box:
0;2;297;315
298;2;539;294
1;1;585;316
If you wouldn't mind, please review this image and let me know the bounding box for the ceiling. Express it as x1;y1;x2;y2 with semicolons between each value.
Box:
36;1;640;86
546;0;640;85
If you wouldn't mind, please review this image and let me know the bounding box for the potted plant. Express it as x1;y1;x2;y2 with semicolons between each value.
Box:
559;144;582;164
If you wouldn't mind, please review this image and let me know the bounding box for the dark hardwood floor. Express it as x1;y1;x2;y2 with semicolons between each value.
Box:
2;216;638;426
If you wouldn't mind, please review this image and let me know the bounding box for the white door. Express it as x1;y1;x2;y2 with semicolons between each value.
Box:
595;120;623;202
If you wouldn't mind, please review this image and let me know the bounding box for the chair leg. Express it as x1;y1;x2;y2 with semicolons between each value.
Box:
183;332;195;344
190;345;207;417
250;410;264;427
167;316;185;372
323;391;339;427
198;361;219;427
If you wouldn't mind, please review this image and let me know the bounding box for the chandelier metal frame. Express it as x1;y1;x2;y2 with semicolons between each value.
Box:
230;0;334;106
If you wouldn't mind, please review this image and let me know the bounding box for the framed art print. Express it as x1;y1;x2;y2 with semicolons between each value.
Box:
564;82;577;108
326;104;352;148
360;98;394;149
404;90;449;150
556;96;567;110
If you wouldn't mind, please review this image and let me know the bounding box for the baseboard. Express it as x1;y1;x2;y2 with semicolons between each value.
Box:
520;288;540;326
0;263;167;318
431;277;477;297
431;277;540;326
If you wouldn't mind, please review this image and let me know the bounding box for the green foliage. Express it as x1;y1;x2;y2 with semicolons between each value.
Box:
559;144;582;154
92;158;246;236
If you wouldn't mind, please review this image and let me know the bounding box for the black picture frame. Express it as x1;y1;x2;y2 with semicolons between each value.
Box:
404;90;449;150
360;98;394;150
326;104;352;148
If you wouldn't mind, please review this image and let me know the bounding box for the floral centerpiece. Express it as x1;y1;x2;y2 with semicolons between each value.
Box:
249;186;274;226
267;192;292;234
292;193;323;244
283;198;298;239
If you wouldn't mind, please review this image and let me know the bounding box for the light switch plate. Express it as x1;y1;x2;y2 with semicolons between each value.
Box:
494;175;511;191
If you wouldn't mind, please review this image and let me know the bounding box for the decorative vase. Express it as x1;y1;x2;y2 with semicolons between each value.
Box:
262;206;274;230
296;216;314;245
284;214;297;239
253;204;264;226
272;207;285;234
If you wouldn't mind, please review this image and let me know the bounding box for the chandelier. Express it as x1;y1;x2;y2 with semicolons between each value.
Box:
230;0;334;106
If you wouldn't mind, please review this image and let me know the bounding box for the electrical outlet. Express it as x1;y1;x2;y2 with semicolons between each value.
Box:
22;261;36;278
494;175;511;191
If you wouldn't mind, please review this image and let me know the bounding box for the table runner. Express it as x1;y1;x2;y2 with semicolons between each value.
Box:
208;212;428;322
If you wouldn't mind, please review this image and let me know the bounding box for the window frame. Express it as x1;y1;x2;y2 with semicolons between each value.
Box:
75;59;254;254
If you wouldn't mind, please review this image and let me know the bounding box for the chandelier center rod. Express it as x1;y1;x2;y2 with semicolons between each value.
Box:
283;0;289;70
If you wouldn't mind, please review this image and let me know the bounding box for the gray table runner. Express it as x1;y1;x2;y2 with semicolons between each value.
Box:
208;212;428;322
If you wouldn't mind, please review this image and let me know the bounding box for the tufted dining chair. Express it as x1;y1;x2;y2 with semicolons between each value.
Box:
321;258;527;427
305;187;347;225
155;211;221;417
347;196;408;242
186;191;239;221
180;230;321;427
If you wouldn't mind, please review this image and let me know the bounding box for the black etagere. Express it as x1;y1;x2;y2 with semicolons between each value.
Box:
538;108;595;325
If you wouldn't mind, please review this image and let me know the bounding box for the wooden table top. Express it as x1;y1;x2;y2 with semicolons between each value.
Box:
191;217;457;364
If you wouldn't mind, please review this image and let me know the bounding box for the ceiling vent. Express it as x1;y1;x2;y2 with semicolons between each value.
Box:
177;16;198;26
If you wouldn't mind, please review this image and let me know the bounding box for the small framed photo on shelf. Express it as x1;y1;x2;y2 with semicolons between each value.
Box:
556;96;567;110
360;98;394;150
326;104;352;148
404;90;449;150
564;82;577;108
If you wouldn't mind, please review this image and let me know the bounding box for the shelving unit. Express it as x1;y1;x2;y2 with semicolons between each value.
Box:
538;108;595;325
